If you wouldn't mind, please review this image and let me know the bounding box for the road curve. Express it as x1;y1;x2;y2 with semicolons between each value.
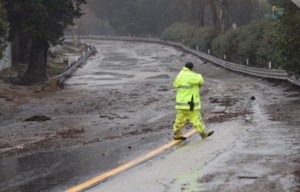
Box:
0;40;299;192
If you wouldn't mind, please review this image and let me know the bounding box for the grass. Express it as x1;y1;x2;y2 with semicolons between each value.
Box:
50;64;65;70
0;64;28;76
0;68;15;76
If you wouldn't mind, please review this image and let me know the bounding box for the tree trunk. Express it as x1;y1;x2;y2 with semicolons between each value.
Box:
25;38;48;82
71;25;79;46
198;0;205;27
220;0;229;32
209;0;222;36
11;35;28;65
67;24;79;46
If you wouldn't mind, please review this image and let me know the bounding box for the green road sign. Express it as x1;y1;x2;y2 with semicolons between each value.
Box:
273;6;284;21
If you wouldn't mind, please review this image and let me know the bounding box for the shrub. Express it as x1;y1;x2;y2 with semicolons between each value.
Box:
161;20;279;68
161;23;214;52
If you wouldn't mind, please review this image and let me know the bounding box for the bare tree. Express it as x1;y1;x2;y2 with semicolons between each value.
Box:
198;0;205;27
220;0;229;32
209;0;222;36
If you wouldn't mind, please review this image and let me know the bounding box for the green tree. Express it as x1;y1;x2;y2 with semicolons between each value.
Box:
0;1;8;60
3;0;86;82
273;0;300;79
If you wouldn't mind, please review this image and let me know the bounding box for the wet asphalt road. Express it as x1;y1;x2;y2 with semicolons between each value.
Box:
0;40;211;192
1;40;300;192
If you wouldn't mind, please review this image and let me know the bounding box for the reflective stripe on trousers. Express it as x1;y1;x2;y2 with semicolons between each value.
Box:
173;109;206;139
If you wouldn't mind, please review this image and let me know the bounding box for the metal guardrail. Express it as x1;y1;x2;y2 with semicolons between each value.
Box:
57;46;96;83
66;35;300;87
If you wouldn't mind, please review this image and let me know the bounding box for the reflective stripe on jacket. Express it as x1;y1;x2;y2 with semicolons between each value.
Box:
173;67;204;110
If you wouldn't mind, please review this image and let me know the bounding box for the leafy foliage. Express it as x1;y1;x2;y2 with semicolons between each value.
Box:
2;0;86;81
0;1;8;59
212;21;278;67
161;20;279;68
161;22;214;52
4;0;85;45
272;0;300;79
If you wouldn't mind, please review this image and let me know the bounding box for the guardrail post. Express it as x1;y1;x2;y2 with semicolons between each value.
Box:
182;39;185;43
83;52;85;56
224;55;226;60
88;48;90;52
68;59;70;67
196;46;198;50
247;59;249;65
45;77;58;92
269;62;272;68
208;49;210;54
76;57;78;61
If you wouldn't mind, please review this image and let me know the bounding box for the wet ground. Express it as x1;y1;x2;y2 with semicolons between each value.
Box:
0;40;300;192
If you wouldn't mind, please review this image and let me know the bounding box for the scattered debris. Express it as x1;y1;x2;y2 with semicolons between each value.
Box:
4;98;14;102
102;153;109;156
238;176;259;179
251;96;256;100
119;160;126;164
24;115;51;122
206;111;251;123
100;115;110;118
287;94;299;97
0;143;12;149
57;128;85;138
209;97;237;107
198;174;215;182
118;116;130;119
18;146;23;149
157;88;169;91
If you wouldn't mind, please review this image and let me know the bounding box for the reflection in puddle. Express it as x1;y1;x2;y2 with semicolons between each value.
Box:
167;166;204;192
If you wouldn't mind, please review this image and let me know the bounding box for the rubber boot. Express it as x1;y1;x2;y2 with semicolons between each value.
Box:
200;131;214;139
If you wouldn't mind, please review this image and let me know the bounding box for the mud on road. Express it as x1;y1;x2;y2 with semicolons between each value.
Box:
0;40;300;191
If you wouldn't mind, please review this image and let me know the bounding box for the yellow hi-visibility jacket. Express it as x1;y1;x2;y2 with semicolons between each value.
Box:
173;67;204;110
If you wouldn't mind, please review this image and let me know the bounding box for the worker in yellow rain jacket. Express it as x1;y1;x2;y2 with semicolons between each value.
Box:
173;62;214;140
